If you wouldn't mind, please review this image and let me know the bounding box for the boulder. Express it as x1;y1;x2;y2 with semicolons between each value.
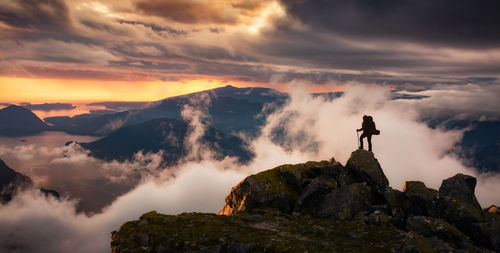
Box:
484;205;499;215
304;161;356;187
315;182;373;220
439;195;484;237
294;177;333;214
345;149;389;194
219;161;333;215
402;181;444;218
385;187;407;228
470;214;500;251
439;174;482;211
403;181;484;240
406;215;476;250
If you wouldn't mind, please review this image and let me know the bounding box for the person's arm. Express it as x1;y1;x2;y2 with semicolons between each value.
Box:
357;122;364;131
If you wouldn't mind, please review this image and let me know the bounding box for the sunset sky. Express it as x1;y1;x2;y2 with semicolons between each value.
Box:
1;0;499;102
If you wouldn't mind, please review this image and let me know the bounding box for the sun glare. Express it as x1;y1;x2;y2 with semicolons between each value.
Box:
247;1;285;33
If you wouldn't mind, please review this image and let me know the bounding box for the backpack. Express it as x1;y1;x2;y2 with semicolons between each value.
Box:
367;116;380;135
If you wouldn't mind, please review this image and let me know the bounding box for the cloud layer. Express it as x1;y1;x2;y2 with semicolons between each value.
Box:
1;83;499;252
1;0;499;88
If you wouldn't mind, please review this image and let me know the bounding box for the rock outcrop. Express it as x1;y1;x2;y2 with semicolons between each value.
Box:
0;158;59;203
111;150;500;252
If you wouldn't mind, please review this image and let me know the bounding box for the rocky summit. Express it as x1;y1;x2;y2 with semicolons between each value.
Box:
110;150;500;252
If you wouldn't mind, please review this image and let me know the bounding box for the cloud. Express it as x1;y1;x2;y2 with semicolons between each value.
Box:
280;0;500;48
394;84;500;121
2;0;500;86
134;0;239;24
0;164;245;253
0;143;165;213
0;0;71;31
1;82;500;253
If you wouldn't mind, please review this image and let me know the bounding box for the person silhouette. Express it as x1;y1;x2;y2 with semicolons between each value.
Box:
357;115;376;151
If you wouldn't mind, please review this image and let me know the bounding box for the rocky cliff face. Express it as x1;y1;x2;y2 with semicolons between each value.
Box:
110;150;500;252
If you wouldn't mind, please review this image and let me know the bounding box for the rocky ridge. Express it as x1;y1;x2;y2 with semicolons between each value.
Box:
111;150;500;252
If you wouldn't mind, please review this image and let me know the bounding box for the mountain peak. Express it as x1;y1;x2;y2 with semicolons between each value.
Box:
0;104;48;136
4;104;28;111
111;150;500;252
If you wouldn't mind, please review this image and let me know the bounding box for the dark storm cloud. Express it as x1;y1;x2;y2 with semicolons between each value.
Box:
0;0;96;46
19;103;76;111
280;0;500;48
134;0;238;24
0;0;71;30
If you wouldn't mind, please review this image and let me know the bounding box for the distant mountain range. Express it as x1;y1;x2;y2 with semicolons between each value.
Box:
45;85;287;136
0;158;59;203
0;105;49;136
80;118;253;164
0;85;498;173
428;119;500;173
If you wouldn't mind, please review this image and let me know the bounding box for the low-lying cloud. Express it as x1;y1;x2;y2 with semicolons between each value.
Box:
394;84;500;121
1;82;499;252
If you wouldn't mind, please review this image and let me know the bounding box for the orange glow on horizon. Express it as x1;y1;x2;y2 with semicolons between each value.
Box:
0;77;240;103
0;77;346;105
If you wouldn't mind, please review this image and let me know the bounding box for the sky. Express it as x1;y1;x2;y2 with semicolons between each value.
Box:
1;0;500;102
1;1;500;252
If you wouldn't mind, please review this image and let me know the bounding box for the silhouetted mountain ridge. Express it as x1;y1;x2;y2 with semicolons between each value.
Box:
80;118;253;164
46;85;284;136
0;105;48;136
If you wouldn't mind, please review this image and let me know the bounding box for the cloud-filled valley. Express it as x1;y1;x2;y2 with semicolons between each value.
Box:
0;83;499;252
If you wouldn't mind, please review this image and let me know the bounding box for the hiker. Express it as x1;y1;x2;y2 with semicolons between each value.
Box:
357;115;379;152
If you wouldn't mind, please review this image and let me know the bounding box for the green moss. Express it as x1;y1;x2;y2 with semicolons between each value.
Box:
112;211;443;253
403;181;439;199
252;161;331;198
139;210;159;221
325;180;336;189
412;234;439;253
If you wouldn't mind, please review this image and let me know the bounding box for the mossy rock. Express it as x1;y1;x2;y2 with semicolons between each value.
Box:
219;161;335;216
111;211;462;253
406;215;480;250
345;150;389;193
402;181;444;218
439;173;482;212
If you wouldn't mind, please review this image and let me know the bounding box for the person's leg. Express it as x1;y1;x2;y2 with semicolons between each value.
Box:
359;133;366;149
367;134;372;151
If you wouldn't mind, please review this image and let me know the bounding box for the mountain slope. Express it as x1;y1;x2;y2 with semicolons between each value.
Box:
426;119;500;173
0;158;59;203
0;158;32;203
80;118;253;164
45;85;286;136
111;150;500;252
0;105;49;136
